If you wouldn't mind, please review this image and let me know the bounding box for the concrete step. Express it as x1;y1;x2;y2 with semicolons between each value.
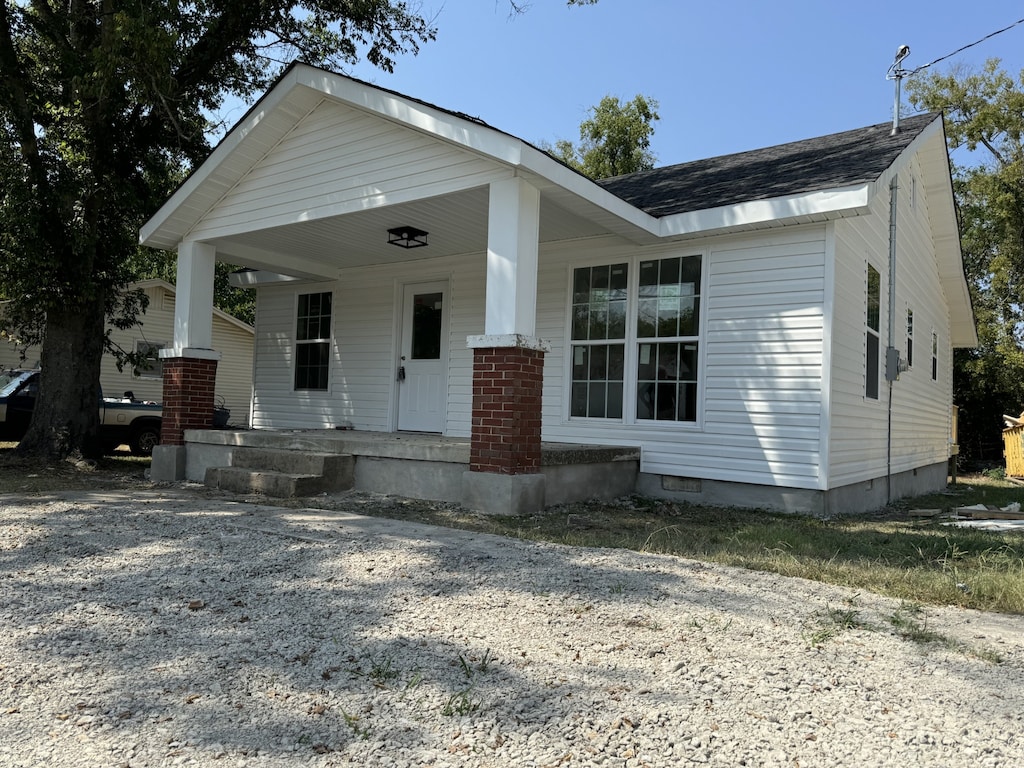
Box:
230;447;353;479
205;466;349;498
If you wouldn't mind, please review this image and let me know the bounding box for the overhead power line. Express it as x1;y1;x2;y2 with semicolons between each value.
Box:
909;17;1024;75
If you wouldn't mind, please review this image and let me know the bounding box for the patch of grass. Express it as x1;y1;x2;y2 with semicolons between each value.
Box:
804;597;874;647
441;687;479;716
0;442;150;494
887;602;1002;663
339;708;370;740
330;476;1024;615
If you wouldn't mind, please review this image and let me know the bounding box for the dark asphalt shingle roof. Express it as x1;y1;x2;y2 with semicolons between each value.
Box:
596;112;940;218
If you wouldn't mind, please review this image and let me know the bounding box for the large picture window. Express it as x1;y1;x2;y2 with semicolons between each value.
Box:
295;292;332;391
570;253;702;423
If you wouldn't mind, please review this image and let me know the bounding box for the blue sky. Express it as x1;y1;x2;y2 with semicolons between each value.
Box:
250;0;1024;168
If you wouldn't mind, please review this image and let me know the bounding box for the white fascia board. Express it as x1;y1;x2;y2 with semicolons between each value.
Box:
517;144;662;236
140;67;310;249
296;66;526;167
657;185;873;238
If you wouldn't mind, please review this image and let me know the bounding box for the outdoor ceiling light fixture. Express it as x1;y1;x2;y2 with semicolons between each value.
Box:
387;226;429;249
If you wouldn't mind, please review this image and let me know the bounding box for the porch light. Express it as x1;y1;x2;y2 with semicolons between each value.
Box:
387;226;429;249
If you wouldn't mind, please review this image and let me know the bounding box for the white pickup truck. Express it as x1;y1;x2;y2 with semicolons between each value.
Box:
0;369;227;456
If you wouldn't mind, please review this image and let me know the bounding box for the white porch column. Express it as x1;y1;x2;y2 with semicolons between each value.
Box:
172;239;217;352
485;177;541;336
151;238;220;482
461;177;547;516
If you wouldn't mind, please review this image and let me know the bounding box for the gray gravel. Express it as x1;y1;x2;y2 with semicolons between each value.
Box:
1;488;1022;767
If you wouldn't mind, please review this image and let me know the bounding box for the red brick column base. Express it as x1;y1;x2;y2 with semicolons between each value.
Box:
160;356;219;446
470;345;544;474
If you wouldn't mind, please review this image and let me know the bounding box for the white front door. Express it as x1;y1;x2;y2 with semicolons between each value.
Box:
397;281;449;432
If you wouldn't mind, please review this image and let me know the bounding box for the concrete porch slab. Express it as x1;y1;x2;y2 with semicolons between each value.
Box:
179;428;641;511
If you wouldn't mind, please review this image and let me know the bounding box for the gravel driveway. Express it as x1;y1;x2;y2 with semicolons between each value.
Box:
1;488;1022;767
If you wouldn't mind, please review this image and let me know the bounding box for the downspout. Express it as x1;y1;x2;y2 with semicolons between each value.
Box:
886;175;899;504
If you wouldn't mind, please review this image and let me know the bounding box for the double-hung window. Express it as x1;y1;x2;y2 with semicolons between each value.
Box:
865;264;881;400
570;253;702;423
570;264;627;418
636;255;701;422
295;292;332;391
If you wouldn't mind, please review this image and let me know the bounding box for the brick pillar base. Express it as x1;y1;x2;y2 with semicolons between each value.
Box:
160;355;219;446
470;345;545;474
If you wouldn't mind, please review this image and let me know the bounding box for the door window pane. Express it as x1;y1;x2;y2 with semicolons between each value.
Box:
411;292;443;360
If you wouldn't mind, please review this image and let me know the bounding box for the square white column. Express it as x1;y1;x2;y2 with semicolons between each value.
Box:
485;177;540;337
172;240;217;352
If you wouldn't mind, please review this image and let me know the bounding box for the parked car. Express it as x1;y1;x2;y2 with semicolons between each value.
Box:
0;369;228;456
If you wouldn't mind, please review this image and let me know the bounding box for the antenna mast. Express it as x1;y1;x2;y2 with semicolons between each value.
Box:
887;45;911;135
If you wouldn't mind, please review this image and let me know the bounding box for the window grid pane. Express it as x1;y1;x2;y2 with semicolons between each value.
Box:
572;263;628;341
570;343;625;418
867;265;880;333
297;292;332;341
637;255;701;340
637;341;699;422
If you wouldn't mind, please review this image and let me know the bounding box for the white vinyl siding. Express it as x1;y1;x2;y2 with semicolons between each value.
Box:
250;253;483;434
540;228;827;490
190;100;506;242
830;161;953;487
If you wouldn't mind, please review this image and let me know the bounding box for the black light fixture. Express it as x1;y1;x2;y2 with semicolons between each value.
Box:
387;225;429;249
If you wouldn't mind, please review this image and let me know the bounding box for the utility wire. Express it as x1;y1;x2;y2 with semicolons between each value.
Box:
908;17;1024;75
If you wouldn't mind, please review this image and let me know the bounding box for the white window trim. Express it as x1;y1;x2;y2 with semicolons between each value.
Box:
293;290;334;392
563;245;708;429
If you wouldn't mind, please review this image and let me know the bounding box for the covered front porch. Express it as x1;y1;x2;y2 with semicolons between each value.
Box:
139;64;661;515
172;428;640;514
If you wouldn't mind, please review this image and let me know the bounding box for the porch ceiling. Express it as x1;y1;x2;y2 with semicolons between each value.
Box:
209;186;613;276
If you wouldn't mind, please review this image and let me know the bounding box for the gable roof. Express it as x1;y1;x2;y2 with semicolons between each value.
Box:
599;113;939;217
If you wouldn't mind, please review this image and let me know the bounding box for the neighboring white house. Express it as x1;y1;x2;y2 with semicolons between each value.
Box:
139;62;976;514
0;279;254;426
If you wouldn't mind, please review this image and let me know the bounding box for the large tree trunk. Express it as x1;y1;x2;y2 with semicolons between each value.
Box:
17;294;108;460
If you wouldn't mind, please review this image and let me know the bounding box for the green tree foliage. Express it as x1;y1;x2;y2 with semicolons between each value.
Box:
551;94;660;178
128;249;255;327
0;1;435;459
907;59;1024;462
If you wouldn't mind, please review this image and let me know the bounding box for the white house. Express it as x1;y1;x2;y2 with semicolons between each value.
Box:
139;62;975;515
0;279;255;427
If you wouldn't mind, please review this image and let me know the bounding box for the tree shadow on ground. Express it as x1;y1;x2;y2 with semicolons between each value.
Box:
0;491;1021;766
